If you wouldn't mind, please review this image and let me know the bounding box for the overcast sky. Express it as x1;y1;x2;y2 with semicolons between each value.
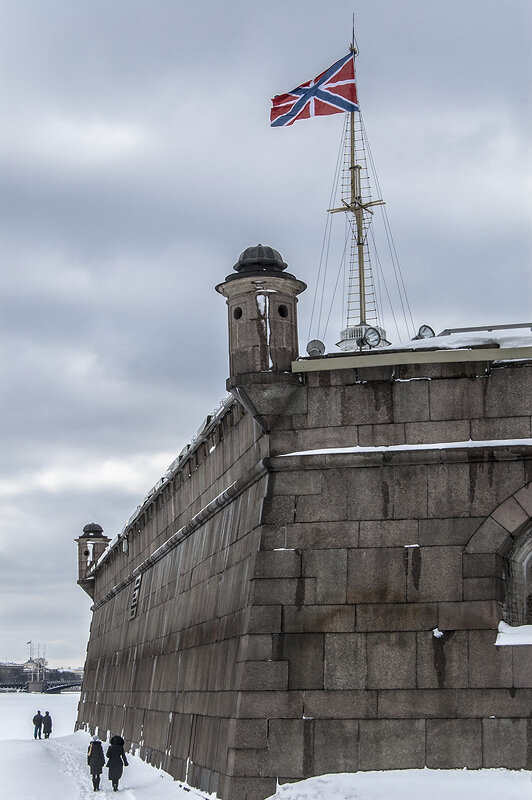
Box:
0;0;530;668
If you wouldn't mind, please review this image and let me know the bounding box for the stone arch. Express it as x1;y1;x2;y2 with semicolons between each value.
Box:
465;482;532;624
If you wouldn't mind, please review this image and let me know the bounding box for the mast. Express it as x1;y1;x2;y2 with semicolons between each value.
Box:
329;41;387;350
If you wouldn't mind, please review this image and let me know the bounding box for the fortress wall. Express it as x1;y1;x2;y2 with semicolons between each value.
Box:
93;400;267;602
234;446;532;788
78;472;269;797
266;360;532;456
77;354;532;800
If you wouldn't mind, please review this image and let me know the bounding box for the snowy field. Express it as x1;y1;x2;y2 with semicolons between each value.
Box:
0;692;530;800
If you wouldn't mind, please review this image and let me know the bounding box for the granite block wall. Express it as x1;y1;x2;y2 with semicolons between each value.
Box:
77;357;532;800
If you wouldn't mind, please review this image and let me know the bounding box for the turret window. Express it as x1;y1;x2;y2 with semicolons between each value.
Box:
278;305;288;317
233;307;243;320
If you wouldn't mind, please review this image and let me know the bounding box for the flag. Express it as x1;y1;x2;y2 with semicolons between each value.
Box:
271;52;359;127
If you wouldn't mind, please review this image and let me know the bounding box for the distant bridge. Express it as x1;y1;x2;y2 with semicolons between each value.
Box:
0;681;82;693
45;681;82;693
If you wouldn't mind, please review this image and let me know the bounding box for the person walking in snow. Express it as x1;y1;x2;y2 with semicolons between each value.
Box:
32;710;43;739
87;735;106;791
42;711;52;739
106;734;128;792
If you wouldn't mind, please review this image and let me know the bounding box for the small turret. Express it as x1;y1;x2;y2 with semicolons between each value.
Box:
75;523;110;599
216;244;306;381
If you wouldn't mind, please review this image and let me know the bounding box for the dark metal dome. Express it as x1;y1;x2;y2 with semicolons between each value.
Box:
233;244;288;273
81;522;104;538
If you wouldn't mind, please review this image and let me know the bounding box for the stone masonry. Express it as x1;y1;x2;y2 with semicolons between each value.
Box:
76;247;532;800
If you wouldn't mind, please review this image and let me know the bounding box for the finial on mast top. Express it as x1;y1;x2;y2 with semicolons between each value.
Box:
350;13;358;56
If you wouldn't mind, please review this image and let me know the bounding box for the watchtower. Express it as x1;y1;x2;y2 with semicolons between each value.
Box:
75;523;110;599
215;244;306;380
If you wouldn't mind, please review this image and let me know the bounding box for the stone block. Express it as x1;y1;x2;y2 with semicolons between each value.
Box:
314;720;359;774
426;719;482;768
307;386;343;428
259;525;287;551
237;691;302;719
491;496;529;533
359;719;425;769
262;496;295;525
356;602;437;631
405;420;470;445
471;416;531;441
261;719;305;777
419;517;481;546
484;364;532;419
360;519;418;548
295;468;349;523
283;605;355;633
324;633;367;690
358;423;406;447
378;689;458;718
464;516;511;554
342;382;393;425
462;553;503;578
406;545;462;602
269;471;322;497
247;606;282;634
254;550;301;579
251;578;312;606
366;632;416;689
482;718;528;768
347;548;406;604
393;465;429;518
286;521;359;549
468;630;513;687
224;777;277;800
273;633;324;690
393;379;430;423
457;688;532;717
429;377;486;421
347;467;393;520
303;690;377;719
355;365;395;382
427;464;471;518
228;748;262;776
416;630;469;689
233;719;268;749
303;549;347;604
512;645;532;688
463;577;504;602
295;425;359;451
438;600;501;630
239;660;288;691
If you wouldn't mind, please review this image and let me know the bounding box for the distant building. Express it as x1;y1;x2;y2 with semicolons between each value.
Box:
76;246;532;800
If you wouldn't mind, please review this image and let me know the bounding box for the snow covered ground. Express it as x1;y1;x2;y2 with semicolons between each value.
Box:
0;691;531;800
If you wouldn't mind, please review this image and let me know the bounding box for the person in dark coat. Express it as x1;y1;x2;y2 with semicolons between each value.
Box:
42;711;52;738
32;710;43;739
106;734;128;791
87;735;105;791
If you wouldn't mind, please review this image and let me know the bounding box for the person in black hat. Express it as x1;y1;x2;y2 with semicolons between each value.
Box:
42;711;52;739
106;735;128;791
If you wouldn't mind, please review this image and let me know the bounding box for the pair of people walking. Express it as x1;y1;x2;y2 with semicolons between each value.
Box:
87;734;128;792
32;711;52;739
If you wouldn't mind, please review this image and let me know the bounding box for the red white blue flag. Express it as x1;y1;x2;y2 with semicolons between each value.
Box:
271;52;359;127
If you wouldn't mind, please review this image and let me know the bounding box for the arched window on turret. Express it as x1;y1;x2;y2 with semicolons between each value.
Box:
503;523;532;625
